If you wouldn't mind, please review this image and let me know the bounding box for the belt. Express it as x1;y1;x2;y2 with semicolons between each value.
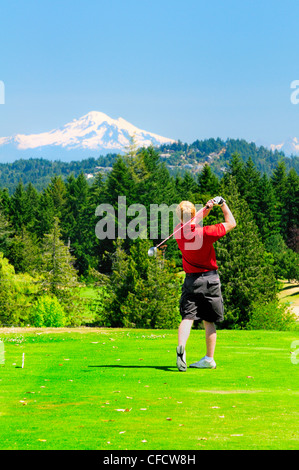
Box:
186;270;218;277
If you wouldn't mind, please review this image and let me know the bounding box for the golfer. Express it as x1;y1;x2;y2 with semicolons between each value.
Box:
175;197;236;371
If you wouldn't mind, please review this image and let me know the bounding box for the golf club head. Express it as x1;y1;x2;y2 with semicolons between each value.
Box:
148;246;157;257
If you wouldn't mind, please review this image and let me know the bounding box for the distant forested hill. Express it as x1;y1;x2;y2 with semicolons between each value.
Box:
159;138;299;177
0;138;298;193
0;154;118;193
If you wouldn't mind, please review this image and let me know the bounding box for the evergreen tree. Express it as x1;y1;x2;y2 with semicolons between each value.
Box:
46;175;67;219
34;190;55;239
25;183;40;231
197;164;220;194
39;218;81;324
104;156;136;207
271;160;289;240
8;228;41;274
130;146;178;260
84;172;106;273
225;153;246;195
271;160;288;198
0;188;11;217
139;146;177;207
175;172;198;201
100;147;178;272
285;168;299;249
89;172;105;207
242;156;261;214
62;172;91;274
0;253;18;326
255;173;281;242
10;180;31;235
98;156;137;269
0;209;13;255
287;226;299;253
101;238;181;328
123;138;150;187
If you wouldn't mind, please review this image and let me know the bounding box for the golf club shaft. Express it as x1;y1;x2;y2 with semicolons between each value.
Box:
156;205;209;249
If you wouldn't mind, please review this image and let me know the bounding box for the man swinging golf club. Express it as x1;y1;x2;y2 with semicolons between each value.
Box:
175;196;236;372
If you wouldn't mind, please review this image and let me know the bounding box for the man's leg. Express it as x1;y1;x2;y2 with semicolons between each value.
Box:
189;321;217;369
178;318;194;348
177;319;193;371
203;320;216;359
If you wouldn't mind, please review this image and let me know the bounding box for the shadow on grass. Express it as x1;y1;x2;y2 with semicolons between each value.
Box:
281;284;299;291
88;364;178;372
289;291;299;297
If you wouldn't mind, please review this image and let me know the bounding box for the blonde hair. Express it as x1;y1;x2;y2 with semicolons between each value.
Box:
176;201;196;223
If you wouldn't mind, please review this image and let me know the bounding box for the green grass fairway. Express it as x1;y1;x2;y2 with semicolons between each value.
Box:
0;327;298;450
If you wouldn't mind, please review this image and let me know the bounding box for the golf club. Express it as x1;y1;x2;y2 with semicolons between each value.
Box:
147;205;208;257
147;197;225;257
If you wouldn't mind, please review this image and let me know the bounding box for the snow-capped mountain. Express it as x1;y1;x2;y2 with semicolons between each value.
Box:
0;111;176;162
269;137;299;156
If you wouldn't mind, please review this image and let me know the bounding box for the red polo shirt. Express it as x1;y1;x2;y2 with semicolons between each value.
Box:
174;222;226;273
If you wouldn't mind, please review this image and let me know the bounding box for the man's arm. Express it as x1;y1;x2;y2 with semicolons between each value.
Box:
220;202;236;233
203;200;214;218
203;198;236;233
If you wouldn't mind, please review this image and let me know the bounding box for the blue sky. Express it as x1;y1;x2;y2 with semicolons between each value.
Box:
1;0;299;145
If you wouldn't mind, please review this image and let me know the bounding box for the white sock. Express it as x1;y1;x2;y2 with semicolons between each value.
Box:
204;355;213;362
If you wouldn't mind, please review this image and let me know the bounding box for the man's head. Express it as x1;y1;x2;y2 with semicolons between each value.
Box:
176;201;196;224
